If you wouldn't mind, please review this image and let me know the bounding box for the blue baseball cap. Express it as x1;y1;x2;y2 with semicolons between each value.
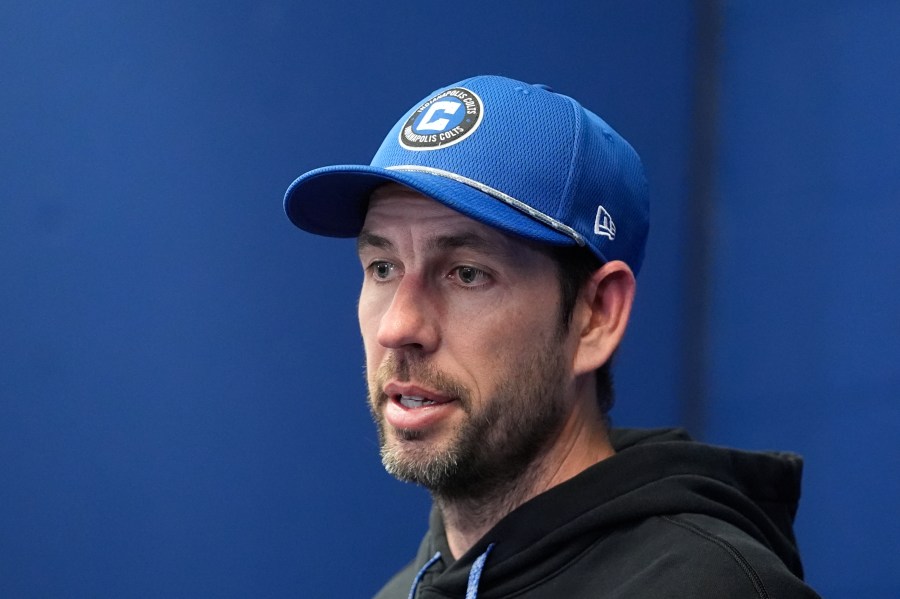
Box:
284;75;650;273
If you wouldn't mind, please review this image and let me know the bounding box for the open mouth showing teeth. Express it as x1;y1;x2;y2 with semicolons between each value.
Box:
398;395;437;408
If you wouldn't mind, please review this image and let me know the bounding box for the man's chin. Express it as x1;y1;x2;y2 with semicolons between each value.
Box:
380;436;459;485
382;429;444;456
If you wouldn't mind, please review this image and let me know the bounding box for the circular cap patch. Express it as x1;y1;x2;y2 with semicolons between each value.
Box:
399;87;483;151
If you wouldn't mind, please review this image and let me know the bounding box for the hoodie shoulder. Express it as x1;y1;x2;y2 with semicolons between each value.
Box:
651;514;821;598
542;513;819;598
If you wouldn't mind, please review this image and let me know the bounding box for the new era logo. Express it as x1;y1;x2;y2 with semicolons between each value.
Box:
594;206;616;240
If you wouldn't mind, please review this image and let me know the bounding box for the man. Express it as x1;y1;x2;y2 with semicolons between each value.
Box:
284;76;819;598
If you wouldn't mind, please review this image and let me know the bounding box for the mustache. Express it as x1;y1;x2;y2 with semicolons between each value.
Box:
372;353;471;407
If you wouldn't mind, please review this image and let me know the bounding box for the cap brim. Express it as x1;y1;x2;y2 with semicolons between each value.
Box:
283;164;576;247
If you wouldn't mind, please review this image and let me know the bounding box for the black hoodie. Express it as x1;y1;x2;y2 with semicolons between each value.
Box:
374;428;820;598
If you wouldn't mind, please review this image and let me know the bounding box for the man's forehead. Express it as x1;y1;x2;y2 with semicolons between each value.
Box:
364;183;480;229
369;181;424;204
368;182;449;213
359;184;527;256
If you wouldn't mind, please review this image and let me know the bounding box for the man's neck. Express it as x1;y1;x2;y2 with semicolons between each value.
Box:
436;408;615;559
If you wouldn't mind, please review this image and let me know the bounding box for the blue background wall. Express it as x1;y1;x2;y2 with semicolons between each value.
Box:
1;2;897;597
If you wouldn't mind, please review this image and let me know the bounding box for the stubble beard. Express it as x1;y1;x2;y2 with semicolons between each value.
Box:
366;334;569;504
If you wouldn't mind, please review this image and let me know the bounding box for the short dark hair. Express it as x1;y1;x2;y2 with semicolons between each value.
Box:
546;245;615;418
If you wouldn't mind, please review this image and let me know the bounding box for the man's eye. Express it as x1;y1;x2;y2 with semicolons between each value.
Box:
371;261;396;281
451;266;489;286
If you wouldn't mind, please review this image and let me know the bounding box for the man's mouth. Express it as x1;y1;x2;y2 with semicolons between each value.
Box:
398;395;438;408
383;382;456;410
380;381;462;431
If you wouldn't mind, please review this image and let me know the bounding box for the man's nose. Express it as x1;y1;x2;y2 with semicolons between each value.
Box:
376;276;439;353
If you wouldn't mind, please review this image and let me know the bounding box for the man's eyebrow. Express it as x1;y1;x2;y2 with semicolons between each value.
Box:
357;231;394;253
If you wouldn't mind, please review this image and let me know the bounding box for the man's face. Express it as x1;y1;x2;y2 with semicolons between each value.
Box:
357;185;579;500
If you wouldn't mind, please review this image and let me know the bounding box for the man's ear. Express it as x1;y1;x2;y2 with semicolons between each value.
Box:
572;260;636;376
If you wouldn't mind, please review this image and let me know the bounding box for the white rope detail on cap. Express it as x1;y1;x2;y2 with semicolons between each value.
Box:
385;165;586;246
